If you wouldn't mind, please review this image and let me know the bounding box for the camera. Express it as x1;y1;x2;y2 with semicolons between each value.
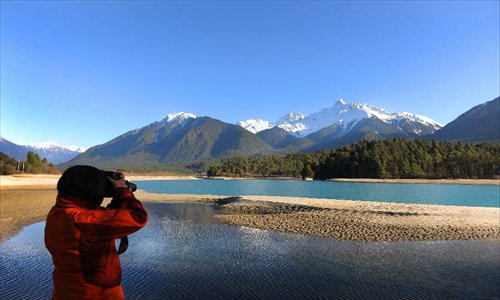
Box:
102;171;137;197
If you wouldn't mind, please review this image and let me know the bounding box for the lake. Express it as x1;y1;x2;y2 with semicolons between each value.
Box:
1;203;499;299
138;179;500;207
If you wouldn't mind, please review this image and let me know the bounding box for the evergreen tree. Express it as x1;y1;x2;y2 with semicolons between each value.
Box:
207;139;500;180
301;164;314;180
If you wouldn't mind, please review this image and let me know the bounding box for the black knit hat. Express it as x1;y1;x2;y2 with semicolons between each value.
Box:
57;165;107;205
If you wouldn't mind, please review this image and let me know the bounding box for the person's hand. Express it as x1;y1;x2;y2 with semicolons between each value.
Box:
107;172;128;189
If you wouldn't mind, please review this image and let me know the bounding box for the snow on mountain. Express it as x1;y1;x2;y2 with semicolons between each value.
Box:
0;137;87;164
65;145;88;152
156;112;198;129
24;141;87;164
28;141;87;153
274;113;307;133
396;112;443;131
165;112;197;123
276;112;305;124
237;119;274;134
238;99;442;137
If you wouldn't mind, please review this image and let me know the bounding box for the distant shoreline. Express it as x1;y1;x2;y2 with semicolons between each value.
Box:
204;176;500;185
0;174;198;190
1;174;498;190
330;178;500;185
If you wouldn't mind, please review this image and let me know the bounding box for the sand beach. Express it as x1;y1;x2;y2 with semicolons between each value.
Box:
1;175;499;243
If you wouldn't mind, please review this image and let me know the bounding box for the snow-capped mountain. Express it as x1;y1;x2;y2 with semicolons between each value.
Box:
277;112;305;124
0;137;86;164
237;119;273;134
239;99;442;138
62;112;272;169
26;141;86;164
59;97;498;170
164;112;197;124
29;141;87;153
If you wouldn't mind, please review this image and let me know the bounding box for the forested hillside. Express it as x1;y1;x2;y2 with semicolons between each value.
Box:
207;138;500;179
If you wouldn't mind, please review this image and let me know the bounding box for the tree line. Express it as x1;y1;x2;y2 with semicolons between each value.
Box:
0;151;59;175
207;138;500;179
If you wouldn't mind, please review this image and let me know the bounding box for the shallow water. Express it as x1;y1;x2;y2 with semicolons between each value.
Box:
138;180;500;207
1;203;499;299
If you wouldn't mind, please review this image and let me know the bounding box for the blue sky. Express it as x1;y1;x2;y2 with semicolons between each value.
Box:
1;1;499;148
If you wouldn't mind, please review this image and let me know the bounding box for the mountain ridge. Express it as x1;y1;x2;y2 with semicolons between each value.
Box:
0;137;85;164
239;99;442;139
4;97;498;172
430;97;500;142
60;115;273;170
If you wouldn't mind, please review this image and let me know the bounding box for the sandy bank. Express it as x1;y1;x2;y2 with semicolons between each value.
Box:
0;189;57;242
0;174;198;190
135;191;500;242
1;188;498;243
0;189;217;242
0;174;60;190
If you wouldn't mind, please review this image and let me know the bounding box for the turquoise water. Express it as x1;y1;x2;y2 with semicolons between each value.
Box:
138;179;500;207
1;203;499;299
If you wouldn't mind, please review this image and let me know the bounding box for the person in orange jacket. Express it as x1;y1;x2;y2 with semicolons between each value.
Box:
45;165;148;300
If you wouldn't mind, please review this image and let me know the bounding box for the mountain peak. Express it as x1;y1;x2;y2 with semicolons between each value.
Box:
28;141;87;153
237;119;273;134
165;112;197;123
29;141;61;149
335;99;347;105
398;112;443;129
238;98;442;138
277;112;305;124
62;116;273;168
0;137;86;164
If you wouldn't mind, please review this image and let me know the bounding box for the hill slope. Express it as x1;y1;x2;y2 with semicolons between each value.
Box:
431;97;500;142
62;114;272;169
256;127;297;148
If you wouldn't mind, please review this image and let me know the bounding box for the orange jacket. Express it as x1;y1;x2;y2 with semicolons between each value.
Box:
45;187;148;300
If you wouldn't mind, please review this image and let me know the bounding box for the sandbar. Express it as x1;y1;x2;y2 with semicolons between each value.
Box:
137;191;500;242
1;176;498;243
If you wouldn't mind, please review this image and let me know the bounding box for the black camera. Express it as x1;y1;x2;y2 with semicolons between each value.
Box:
102;171;137;197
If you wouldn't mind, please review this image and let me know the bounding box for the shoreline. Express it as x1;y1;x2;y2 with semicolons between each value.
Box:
0;174;500;241
209;194;499;241
203;176;500;185
1;174;499;189
330;178;500;185
0;174;199;190
1;183;499;243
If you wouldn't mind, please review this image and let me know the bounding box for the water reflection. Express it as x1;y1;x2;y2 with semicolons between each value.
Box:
0;203;499;299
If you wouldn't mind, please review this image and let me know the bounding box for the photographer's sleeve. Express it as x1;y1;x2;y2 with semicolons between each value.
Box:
73;187;148;240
